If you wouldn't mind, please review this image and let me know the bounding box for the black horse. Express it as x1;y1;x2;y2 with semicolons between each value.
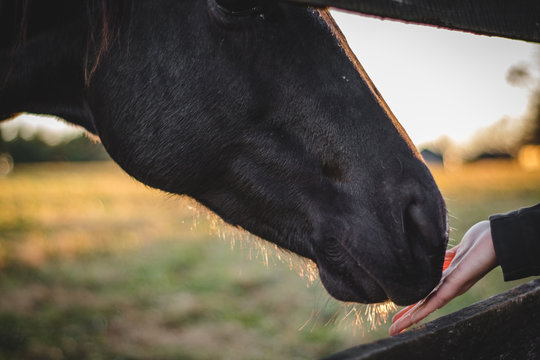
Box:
0;0;448;306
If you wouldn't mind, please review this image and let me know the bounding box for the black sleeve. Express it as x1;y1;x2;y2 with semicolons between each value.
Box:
489;203;540;281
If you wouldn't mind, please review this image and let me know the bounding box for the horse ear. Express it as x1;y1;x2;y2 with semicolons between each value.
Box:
214;0;259;13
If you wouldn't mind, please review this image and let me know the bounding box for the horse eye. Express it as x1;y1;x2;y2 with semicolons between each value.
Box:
214;0;261;15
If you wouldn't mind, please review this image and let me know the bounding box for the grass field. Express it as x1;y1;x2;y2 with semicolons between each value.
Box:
0;161;539;359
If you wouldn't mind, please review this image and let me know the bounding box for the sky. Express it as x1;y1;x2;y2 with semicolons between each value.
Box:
332;10;540;145
2;10;540;146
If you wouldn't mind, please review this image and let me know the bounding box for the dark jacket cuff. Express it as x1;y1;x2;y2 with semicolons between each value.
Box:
489;203;540;281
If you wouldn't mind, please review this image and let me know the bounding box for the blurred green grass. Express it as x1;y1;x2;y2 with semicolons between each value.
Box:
0;161;539;359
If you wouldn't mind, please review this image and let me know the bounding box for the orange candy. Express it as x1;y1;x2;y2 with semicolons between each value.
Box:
443;251;456;271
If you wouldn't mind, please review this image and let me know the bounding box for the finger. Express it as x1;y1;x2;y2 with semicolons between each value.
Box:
391;222;493;335
392;304;416;323
391;279;459;335
390;245;460;335
392;247;457;325
389;295;431;333
391;272;457;334
389;293;440;335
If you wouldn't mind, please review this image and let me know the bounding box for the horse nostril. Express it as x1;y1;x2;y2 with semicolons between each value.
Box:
403;201;440;253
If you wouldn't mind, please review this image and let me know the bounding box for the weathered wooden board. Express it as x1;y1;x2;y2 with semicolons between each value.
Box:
324;278;540;360
284;0;540;43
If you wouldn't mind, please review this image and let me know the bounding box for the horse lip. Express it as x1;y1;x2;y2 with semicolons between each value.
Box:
316;240;390;303
335;239;391;298
317;233;447;305
318;262;389;303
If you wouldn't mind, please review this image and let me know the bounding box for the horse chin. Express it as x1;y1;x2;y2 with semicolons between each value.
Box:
318;265;441;306
317;262;388;304
315;248;444;306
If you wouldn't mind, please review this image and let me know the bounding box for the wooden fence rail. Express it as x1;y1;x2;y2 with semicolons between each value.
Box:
325;278;540;360
285;0;540;43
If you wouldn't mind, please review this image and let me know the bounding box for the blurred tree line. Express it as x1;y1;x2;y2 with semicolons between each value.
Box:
0;127;110;163
507;60;540;146
423;54;540;164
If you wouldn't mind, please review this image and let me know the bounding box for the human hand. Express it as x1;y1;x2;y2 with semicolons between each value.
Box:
389;220;498;335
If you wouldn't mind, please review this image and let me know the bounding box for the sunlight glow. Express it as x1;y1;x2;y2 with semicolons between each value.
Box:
185;198;399;333
299;301;398;335
2;113;84;145
336;301;397;332
518;145;540;170
186;199;319;286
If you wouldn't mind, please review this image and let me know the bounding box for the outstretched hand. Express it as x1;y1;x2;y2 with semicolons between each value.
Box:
389;220;498;335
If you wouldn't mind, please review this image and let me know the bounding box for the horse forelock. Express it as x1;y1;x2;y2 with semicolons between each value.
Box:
83;0;134;84
2;0;132;85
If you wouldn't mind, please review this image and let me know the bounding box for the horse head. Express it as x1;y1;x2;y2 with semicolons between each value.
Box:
0;0;448;305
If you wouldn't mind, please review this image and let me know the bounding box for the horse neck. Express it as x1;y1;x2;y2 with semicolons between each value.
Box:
0;4;96;133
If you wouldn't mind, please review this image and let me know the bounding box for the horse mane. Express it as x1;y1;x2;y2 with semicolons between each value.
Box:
84;0;133;83
4;0;132;84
